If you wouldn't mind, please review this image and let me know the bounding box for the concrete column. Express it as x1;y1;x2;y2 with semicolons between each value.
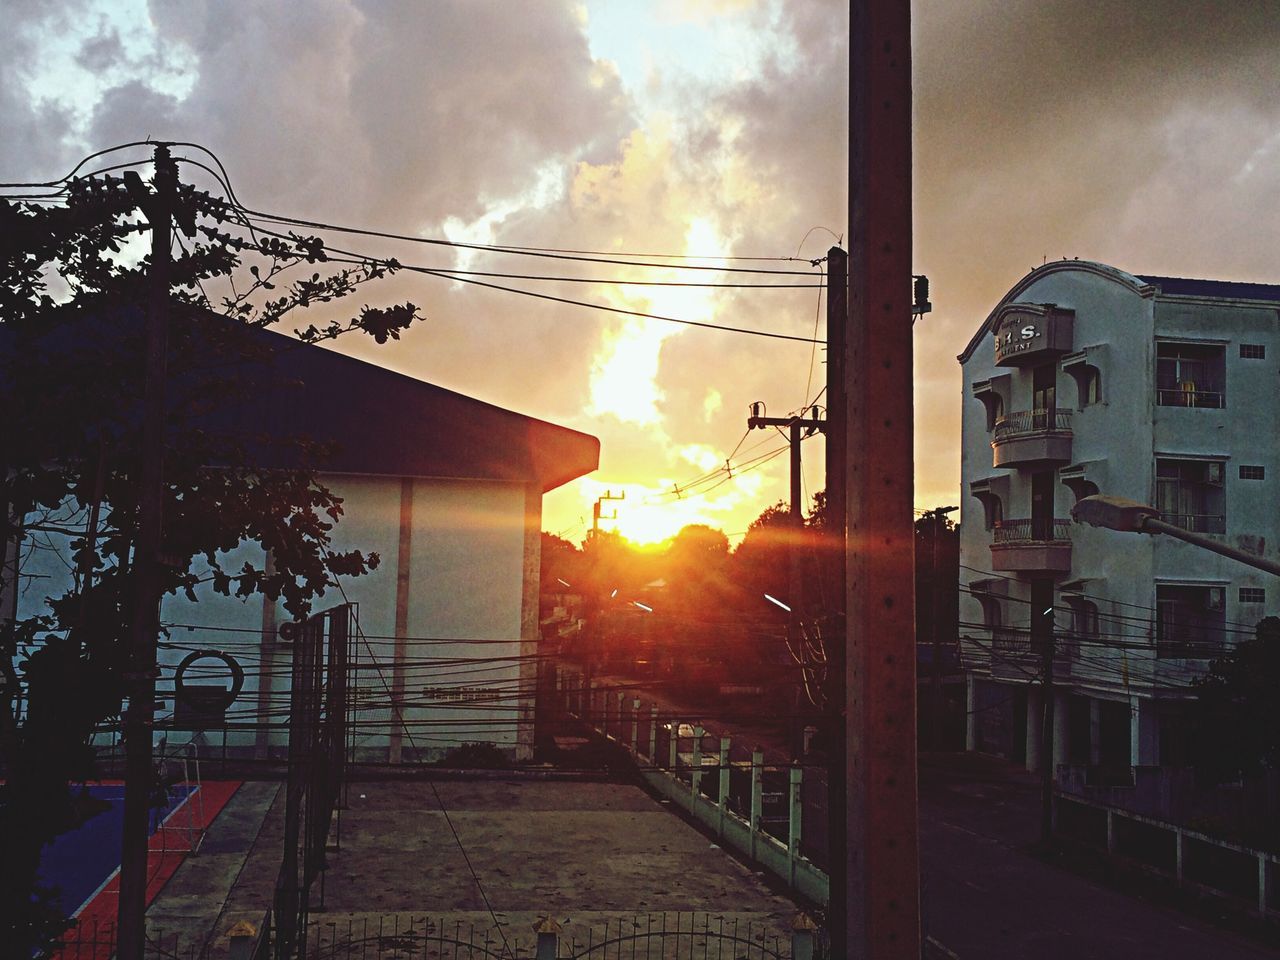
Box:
691;725;705;796
788;764;803;885
749;747;764;859
1052;690;1069;773
1089;698;1102;766
1133;696;1159;766
630;698;640;755
649;705;659;762
1025;686;1043;773
388;478;413;765
965;673;977;752
791;915;818;960
718;737;731;835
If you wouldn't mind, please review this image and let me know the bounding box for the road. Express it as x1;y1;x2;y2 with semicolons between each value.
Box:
575;670;1280;959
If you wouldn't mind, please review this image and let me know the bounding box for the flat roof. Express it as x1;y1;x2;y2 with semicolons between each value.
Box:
1136;274;1280;303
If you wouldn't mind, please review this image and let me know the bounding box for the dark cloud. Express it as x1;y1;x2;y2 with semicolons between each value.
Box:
75;25;125;73
8;0;1280;527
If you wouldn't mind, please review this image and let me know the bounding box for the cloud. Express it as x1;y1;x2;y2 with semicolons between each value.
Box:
9;0;1280;539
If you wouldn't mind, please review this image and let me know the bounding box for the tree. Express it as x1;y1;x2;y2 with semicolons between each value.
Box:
1190;617;1280;784
0;150;421;952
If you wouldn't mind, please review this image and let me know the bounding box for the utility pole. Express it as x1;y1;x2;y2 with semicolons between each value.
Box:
926;505;958;750
746;407;825;628
592;489;624;537
747;406;824;758
116;144;176;960
822;246;849;944
845;0;919;955
586;490;624;677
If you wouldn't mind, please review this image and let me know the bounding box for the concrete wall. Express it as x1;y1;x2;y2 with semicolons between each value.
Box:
14;472;541;762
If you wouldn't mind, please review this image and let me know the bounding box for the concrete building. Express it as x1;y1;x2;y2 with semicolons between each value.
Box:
9;316;599;762
957;260;1279;777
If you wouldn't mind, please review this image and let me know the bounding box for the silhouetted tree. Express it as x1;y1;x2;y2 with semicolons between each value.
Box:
1191;617;1280;784
0;159;419;952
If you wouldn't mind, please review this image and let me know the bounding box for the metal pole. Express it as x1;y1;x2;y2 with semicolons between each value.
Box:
846;0;920;954
117;145;175;960
1142;517;1280;576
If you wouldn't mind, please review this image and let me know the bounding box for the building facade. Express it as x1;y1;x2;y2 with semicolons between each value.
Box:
7;316;599;763
957;260;1279;776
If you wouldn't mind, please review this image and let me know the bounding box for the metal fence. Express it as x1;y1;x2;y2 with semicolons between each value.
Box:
275;604;357;959
296;913;800;960
52;912;804;960
50;921;200;960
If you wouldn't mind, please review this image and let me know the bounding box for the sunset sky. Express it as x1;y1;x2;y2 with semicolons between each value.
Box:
7;0;1280;545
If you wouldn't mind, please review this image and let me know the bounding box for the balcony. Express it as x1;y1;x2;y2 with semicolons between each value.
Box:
991;409;1072;468
990;518;1073;573
992;304;1075;367
977;628;1074;681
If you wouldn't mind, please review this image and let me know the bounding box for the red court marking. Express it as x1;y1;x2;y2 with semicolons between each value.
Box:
54;780;242;960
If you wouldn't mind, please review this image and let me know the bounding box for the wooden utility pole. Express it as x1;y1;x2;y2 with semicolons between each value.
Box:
117;144;176;960
844;0;920;955
746;407;825;756
745;407;825;614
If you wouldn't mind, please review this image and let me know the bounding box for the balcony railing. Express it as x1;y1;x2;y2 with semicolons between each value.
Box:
993;518;1072;543
992;408;1072;442
1156;380;1223;408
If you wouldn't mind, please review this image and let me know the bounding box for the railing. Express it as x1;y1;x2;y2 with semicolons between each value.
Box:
993;518;1072;543
558;668;828;909
1055;792;1280;918
992;408;1072;441
1156;382;1224;408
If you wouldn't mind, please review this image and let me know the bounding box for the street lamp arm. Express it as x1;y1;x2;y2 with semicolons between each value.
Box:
1072;494;1280;577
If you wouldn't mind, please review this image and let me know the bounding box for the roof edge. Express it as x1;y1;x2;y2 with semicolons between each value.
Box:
957;260;1148;364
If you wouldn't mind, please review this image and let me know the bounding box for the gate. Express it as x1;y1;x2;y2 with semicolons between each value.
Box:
274;604;357;959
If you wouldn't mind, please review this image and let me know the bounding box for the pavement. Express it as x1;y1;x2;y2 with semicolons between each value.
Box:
143;781;279;954
158;776;801;958
919;752;1280;959
136;672;1280;959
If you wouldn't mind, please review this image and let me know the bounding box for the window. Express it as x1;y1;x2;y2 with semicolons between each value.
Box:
1240;465;1265;480
1068;597;1099;639
1080;367;1102;406
1031;364;1057;428
1240;587;1266;604
975;593;1018;653
1156;341;1225;407
1240;343;1266;359
1156;458;1225;533
1156;584;1226;657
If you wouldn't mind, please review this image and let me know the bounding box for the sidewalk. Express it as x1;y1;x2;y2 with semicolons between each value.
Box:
144;781;279;953
919;752;1280;958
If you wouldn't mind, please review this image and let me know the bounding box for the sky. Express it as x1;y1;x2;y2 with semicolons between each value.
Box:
6;0;1280;546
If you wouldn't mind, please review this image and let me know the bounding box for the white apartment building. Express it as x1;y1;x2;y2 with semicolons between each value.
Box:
957;260;1279;777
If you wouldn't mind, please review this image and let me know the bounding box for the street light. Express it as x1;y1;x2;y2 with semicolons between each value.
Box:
1071;495;1280;576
